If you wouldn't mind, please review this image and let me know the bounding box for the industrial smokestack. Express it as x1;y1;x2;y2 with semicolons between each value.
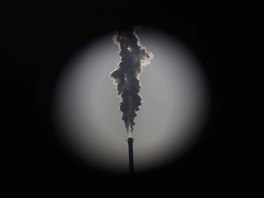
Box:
110;27;153;173
127;131;134;174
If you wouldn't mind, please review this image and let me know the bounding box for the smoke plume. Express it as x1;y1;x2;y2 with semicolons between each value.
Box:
110;28;153;133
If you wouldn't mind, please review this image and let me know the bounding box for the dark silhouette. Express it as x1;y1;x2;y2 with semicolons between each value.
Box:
127;137;134;174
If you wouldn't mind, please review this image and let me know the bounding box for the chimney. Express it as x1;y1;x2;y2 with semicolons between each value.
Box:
127;131;134;174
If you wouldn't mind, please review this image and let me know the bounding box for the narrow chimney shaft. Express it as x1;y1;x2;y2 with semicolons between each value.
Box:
127;137;134;174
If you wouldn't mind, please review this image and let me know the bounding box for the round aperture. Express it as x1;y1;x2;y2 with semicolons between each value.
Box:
53;28;209;173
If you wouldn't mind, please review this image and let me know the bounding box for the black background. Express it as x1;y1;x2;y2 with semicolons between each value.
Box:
2;1;248;193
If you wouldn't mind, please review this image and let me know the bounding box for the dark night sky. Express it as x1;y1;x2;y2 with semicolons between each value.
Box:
2;1;249;193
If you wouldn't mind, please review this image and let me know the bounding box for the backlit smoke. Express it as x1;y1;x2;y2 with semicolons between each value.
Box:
110;28;153;133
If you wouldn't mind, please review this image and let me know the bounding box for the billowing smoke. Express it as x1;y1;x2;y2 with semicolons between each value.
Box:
110;28;153;133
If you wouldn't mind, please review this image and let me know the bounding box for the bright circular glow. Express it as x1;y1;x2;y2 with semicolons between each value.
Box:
53;28;209;173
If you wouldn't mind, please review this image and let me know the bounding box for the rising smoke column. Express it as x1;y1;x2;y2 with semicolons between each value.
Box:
110;28;153;133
